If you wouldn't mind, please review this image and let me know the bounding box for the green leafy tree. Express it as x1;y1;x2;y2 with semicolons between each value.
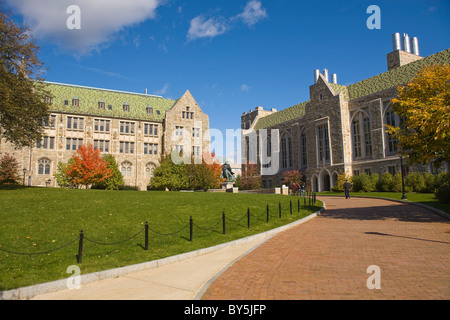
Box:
54;159;76;188
0;11;50;147
0;153;21;185
99;154;124;190
149;154;188;191
185;161;217;190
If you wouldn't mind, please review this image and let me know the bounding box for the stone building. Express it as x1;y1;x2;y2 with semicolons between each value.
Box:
241;33;449;191
0;82;210;190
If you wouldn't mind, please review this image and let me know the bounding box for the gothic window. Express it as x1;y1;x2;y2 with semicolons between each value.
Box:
280;133;292;169
38;159;51;175
317;124;330;164
145;163;157;179
121;162;132;177
383;102;401;155
352;111;373;159
299;129;307;168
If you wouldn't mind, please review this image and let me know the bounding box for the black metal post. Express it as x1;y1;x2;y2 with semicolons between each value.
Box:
144;222;149;251
189;217;193;242
297;198;300;213
222;212;226;235
266;204;269;223
314;192;316;204
77;230;84;264
279;202;281;219
400;156;408;200
304;196;306;208
247;208;250;229
290;200;292;215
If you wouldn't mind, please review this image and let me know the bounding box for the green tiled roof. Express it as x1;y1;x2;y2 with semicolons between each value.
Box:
253;48;449;130
348;49;450;100
253;101;309;130
45;82;176;122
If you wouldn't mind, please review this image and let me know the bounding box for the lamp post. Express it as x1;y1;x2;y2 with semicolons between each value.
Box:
399;156;407;200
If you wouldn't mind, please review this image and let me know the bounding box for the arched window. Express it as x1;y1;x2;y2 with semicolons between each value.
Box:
38;159;51;175
280;133;292;169
121;161;132;177
351;111;372;159
145;163;157;179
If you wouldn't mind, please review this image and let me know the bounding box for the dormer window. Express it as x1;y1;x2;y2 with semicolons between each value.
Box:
107;104;113;110
146;105;153;115
44;95;53;105
98;100;105;109
72;97;79;107
123;103;130;112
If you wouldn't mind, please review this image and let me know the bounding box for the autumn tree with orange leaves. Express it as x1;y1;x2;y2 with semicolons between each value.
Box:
386;64;450;166
66;145;113;189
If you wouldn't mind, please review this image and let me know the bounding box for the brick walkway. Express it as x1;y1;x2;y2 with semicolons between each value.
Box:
201;196;450;300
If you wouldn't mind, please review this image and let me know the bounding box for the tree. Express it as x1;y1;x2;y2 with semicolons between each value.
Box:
149;154;188;191
97;154;124;190
66;145;113;189
281;170;303;187
0;11;50;147
386;64;450;166
54;159;76;188
0;153;21;185
240;163;262;190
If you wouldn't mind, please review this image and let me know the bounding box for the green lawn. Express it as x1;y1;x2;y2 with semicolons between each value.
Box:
316;191;450;214
0;187;322;291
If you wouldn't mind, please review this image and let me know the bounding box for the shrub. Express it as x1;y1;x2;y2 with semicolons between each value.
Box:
240;164;262;190
406;172;426;192
379;172;394;192
423;172;437;193
0;153;21;185
434;172;450;204
352;173;378;192
331;174;351;192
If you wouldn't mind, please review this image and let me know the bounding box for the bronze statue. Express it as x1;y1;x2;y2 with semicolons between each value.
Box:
220;161;235;182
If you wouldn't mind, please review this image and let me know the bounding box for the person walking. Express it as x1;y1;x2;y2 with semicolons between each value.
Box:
343;179;352;199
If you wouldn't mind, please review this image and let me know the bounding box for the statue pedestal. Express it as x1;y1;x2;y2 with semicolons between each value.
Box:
221;181;238;193
221;181;235;190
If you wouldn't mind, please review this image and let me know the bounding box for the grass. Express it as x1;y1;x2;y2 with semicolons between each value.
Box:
0;187;322;291
316;191;450;214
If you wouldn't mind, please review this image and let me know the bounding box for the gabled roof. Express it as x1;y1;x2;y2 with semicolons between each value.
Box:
253;48;449;130
253;101;308;130
347;48;450;100
45;82;176;121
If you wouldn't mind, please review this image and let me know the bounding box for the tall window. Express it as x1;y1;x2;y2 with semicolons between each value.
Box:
300;129;307;168
37;136;55;150
120;121;135;135
317;124;330;164
280;133;292;169
352;112;373;159
385;110;398;154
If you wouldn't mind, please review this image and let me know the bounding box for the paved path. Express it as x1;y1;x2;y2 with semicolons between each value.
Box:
201;196;450;300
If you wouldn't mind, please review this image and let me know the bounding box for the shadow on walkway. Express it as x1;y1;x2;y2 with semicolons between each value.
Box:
319;197;448;223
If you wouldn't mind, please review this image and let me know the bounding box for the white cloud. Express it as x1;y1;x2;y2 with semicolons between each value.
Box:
187;0;267;41
240;84;250;92
5;0;162;55
236;0;268;27
187;16;229;41
154;83;169;95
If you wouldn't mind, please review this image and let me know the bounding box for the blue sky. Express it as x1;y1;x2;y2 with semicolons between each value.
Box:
3;0;449;162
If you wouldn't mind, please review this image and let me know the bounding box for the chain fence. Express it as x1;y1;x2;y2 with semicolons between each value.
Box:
0;193;317;264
